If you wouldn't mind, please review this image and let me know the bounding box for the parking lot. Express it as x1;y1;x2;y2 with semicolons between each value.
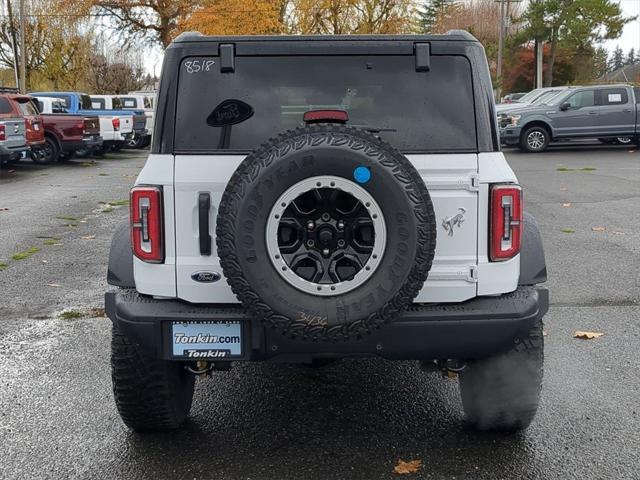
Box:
1;144;639;479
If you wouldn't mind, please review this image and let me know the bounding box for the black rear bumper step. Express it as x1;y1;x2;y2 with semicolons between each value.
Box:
105;286;548;362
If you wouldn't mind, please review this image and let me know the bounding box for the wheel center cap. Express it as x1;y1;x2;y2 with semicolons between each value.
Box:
318;227;334;245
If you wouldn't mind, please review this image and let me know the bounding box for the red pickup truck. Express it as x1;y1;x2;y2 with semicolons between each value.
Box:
31;96;103;163
0;92;45;161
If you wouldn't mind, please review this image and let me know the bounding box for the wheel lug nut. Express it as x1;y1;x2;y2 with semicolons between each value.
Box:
307;221;315;230
321;213;330;221
322;248;330;257
337;239;345;247
337;221;344;230
307;240;315;247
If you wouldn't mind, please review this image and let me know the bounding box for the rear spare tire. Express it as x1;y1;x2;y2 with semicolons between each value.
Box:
216;125;436;342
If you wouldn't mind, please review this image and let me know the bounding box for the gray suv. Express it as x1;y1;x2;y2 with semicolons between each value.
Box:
500;85;640;152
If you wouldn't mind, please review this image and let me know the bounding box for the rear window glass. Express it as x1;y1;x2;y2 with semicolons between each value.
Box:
80;95;92;110
91;98;105;110
598;88;628;106
0;97;12;114
17;100;38;116
174;55;477;153
120;97;137;109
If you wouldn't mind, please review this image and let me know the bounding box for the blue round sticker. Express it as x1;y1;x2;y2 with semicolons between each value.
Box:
353;166;371;184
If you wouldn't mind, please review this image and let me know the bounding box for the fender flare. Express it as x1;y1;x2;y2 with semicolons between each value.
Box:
107;221;135;288
520;118;554;139
519;212;547;286
44;131;63;150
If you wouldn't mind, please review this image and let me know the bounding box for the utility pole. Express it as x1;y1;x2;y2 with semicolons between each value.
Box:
535;40;543;89
496;0;506;101
495;0;522;100
19;0;26;92
6;0;20;89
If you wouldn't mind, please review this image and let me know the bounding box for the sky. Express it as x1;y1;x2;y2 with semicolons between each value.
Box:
602;0;640;54
142;0;640;76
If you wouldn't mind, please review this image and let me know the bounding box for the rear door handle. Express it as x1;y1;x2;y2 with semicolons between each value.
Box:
198;193;212;256
588;111;598;115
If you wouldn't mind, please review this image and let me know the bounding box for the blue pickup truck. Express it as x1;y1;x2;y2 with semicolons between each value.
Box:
31;92;148;152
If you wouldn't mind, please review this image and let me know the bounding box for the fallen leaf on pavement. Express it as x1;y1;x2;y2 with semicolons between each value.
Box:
543;330;548;337
573;331;604;340
47;283;62;288
612;231;625;235
90;307;106;318
591;227;606;232
80;235;96;240
561;228;575;234
394;459;422;475
0;207;8;212
562;203;571;208
560;187;568;191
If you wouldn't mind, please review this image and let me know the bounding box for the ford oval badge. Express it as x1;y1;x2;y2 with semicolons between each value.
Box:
207;99;254;127
191;271;221;283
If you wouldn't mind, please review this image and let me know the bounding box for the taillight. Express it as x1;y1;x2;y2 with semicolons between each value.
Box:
76;119;85;134
112;118;120;131
490;184;523;261
0;125;5;141
131;186;163;263
303;109;349;124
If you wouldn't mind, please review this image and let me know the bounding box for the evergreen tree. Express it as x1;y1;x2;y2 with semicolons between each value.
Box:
418;0;456;33
610;46;624;71
592;46;609;78
626;48;636;66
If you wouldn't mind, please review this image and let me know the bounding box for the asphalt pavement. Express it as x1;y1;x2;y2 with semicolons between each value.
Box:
1;144;639;479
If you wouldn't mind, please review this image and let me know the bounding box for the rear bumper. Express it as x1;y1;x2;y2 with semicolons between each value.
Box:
105;286;549;362
0;143;28;159
62;135;103;152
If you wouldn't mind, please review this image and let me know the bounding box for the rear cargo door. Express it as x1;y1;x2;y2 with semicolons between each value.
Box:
408;154;478;303
173;49;478;304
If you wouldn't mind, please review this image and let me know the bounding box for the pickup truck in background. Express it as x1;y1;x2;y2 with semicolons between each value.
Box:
91;94;152;149
32;96;103;163
0;92;45;163
500;84;640;152
91;95;151;151
32;93;133;156
0;114;27;167
496;86;569;114
32;92;136;155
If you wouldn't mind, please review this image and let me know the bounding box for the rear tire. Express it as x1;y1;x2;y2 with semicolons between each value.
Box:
33;137;59;164
111;324;195;431
459;321;544;431
520;126;550;153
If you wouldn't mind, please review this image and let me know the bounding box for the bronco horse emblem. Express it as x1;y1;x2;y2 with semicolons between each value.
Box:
442;208;466;237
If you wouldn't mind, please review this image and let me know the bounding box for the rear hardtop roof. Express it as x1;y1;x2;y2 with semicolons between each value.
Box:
172;31;479;44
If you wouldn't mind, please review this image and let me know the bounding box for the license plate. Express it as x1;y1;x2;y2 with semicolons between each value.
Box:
171;321;242;359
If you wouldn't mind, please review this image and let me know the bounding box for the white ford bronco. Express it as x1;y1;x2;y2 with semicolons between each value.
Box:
106;31;548;433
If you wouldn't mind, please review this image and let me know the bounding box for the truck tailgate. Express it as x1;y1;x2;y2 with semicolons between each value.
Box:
1;118;27;149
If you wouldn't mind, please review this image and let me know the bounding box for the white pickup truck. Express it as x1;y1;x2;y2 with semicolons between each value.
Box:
120;93;155;148
90;95;151;149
